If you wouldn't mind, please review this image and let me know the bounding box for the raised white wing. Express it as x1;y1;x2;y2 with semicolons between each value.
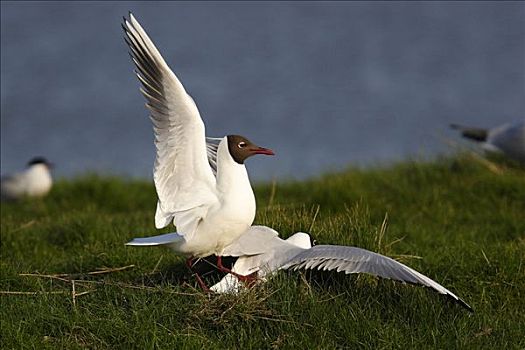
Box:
123;14;218;231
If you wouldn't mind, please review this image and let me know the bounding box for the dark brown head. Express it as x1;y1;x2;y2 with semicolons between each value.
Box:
227;135;275;164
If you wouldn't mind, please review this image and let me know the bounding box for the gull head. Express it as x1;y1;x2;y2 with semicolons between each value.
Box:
27;157;54;169
227;135;274;164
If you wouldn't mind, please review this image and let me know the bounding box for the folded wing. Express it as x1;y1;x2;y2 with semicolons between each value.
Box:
221;225;280;257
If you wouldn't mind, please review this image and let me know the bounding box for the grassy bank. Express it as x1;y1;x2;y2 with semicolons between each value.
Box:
1;156;524;349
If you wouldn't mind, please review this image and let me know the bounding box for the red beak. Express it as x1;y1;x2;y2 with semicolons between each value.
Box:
251;147;275;156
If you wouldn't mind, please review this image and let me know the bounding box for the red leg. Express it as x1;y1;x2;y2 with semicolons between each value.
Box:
185;256;194;269
194;273;210;293
216;256;258;284
186;256;210;292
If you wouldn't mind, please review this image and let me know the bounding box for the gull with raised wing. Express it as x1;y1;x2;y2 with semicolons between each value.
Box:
450;120;525;163
211;226;472;311
122;14;274;287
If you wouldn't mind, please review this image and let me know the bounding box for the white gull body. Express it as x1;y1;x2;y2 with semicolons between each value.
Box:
123;14;272;258
171;139;257;257
211;226;472;311
451;120;525;163
1;160;53;201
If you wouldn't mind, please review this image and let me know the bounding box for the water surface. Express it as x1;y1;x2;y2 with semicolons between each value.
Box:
2;2;524;180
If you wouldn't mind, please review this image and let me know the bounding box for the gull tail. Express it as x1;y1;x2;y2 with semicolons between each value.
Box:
126;232;184;246
450;124;488;142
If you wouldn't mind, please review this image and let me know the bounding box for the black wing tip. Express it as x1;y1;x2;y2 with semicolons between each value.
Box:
122;12;135;31
456;297;474;313
121;19;133;40
286;258;475;312
122;11;133;21
449;123;489;142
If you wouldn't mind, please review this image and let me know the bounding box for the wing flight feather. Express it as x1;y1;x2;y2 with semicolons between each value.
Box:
123;14;218;231
282;245;472;310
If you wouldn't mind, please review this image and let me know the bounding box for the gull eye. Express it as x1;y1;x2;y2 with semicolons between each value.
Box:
238;141;247;148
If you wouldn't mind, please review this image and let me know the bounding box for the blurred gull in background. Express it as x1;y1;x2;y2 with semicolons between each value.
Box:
1;157;53;201
450;120;525;163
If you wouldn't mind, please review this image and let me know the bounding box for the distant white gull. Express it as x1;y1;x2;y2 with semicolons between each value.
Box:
122;14;274;286
451;121;525;163
1;157;53;201
211;226;473;311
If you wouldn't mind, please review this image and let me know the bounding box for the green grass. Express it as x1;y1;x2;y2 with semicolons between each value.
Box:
1;156;524;349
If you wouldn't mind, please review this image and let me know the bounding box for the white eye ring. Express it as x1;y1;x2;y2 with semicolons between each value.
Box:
238;141;247;148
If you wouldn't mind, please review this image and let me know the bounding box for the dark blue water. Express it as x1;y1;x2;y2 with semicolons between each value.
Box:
2;2;524;181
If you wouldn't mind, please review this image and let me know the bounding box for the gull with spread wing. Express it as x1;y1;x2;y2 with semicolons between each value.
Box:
122;14;274;286
211;226;472;311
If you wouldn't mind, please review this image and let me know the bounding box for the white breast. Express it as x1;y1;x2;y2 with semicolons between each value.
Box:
176;137;256;257
25;164;53;197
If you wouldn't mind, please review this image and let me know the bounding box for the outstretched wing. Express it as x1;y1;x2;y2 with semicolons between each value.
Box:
282;245;472;311
123;14;218;231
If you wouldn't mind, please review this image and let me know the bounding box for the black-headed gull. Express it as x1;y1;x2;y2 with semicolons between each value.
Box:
212;226;472;311
451;121;525;163
1;157;53;201
122;14;274;283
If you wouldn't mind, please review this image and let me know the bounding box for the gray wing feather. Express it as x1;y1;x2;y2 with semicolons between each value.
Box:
282;245;472;311
205;137;222;177
126;232;184;246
